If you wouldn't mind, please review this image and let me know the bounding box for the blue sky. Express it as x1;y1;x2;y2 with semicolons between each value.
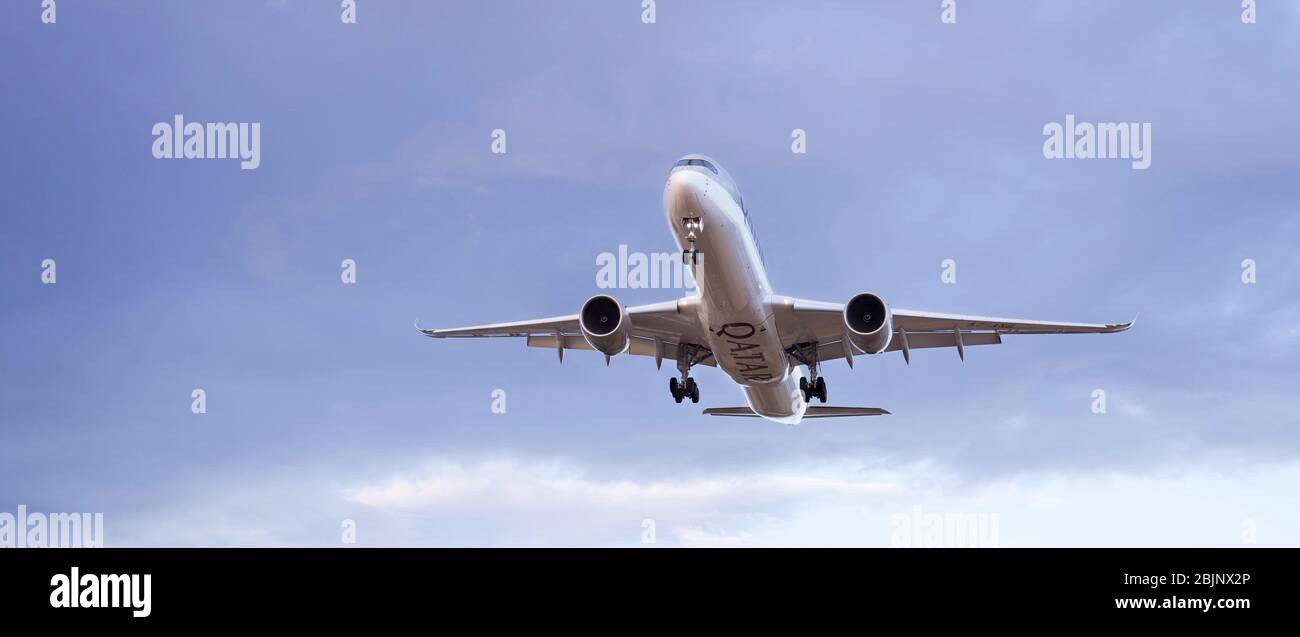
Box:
2;1;1298;546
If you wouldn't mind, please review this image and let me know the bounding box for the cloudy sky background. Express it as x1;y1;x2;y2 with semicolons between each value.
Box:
2;1;1298;546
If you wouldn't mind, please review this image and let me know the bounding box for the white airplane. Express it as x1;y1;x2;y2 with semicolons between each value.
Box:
418;154;1133;424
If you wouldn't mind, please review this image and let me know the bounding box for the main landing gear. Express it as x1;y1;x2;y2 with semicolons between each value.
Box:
788;342;828;403
668;342;712;405
799;376;827;403
669;377;698;404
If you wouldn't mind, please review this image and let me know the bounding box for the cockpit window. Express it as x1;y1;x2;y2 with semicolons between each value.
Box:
673;158;719;175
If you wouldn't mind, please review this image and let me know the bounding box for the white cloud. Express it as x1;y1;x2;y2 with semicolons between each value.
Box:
104;454;1300;547
343;459;906;511
340;459;910;546
327;456;1300;547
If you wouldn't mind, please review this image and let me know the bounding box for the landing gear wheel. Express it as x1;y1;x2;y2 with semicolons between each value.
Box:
799;377;811;402
669;377;683;403
814;377;827;403
685;377;700;403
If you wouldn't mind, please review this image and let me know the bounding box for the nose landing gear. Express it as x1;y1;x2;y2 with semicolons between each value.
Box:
681;217;703;265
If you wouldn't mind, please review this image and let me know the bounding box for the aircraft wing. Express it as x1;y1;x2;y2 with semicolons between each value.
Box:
416;299;715;367
777;297;1134;365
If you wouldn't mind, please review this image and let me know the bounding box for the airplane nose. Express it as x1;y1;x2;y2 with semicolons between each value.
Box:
664;170;708;215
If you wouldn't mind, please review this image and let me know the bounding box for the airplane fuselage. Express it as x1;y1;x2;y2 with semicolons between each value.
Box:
663;159;807;423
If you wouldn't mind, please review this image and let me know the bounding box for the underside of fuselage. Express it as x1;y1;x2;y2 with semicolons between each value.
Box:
664;155;807;423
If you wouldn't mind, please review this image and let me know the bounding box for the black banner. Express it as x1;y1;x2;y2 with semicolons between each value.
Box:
0;548;1289;624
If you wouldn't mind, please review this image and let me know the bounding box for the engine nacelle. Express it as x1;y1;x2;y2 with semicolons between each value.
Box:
579;295;631;356
843;292;893;354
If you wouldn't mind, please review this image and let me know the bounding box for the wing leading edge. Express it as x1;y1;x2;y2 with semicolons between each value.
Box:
778;297;1133;366
416;299;712;366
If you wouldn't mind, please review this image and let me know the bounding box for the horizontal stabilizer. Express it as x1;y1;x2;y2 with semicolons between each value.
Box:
703;406;890;418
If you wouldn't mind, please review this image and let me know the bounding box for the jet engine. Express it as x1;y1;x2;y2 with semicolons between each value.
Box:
579;295;631;356
843;292;893;354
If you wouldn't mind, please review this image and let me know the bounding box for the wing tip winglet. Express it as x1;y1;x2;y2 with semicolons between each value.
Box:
1109;313;1138;333
414;318;437;337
